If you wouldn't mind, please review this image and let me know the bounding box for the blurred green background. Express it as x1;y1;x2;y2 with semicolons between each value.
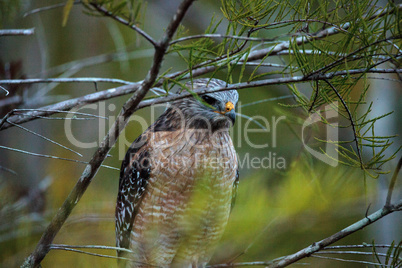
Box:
0;0;401;267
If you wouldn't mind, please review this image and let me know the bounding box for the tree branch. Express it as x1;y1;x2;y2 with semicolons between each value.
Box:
324;79;363;169
244;4;402;62
210;201;402;267
0;77;133;85
268;201;402;268
24;1;81;17
0;28;35;36
21;1;196;267
385;155;402;207
89;2;157;48
2;68;401;131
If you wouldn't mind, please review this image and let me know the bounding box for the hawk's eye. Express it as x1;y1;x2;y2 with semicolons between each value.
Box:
202;95;216;106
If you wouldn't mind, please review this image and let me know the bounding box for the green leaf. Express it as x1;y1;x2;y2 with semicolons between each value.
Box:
62;0;75;27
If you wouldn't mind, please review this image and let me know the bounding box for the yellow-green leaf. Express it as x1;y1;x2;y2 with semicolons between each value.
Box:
62;0;75;27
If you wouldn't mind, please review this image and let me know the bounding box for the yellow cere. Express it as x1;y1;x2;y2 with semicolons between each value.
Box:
214;101;234;115
225;101;234;112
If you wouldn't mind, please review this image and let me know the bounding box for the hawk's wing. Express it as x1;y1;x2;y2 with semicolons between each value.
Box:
115;134;151;260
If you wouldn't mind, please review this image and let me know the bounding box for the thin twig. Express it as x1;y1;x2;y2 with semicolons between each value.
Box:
24;1;81;17
39;48;154;77
6;119;82;157
239;95;294;108
267;200;402;268
49;246;127;260
0;77;133;85
385;155;402;207
306;35;402;78
253;19;351;35
244;4;402;62
308;80;319;112
324;244;394;249
51;244;132;253
314;250;390;257
324;79;363;169
49;245;160;267
0;108;107;130
0;85;9;95
90;3;157;47
0;165;18;175
235;113;267;130
0;28;35;36
170;33;297;45
311;254;392;266
167;18;259;80
0;145;118;171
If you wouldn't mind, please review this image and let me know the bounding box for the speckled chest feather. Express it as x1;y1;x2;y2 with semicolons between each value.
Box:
128;129;237;267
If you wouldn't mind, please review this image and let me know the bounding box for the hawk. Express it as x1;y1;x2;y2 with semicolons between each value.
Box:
116;78;239;267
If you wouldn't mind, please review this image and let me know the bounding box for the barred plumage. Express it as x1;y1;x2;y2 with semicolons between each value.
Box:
116;78;239;267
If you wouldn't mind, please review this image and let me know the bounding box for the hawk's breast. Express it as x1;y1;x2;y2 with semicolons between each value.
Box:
129;128;238;267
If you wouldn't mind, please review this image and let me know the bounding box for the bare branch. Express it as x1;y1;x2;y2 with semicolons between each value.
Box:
324;79;363;169
0;85;9;96
311;254;390;267
0;108;107;130
239;95;294;108
0;28;35;36
0;77;133;85
314;250;390;257
324;244;394;249
41;48;154;77
6;119;83;157
2;68;401;131
267;200;402;268
0;165;18;176
49;246;130;261
308;80;319;112
49;244;158;266
0;145;118;171
235;113;267;130
51;244;132;253
385;155;402;207
24;1;81;17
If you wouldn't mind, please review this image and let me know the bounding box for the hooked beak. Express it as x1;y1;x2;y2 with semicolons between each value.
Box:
214;101;236;125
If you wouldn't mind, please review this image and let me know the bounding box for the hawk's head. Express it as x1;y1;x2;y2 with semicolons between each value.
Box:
173;78;239;130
